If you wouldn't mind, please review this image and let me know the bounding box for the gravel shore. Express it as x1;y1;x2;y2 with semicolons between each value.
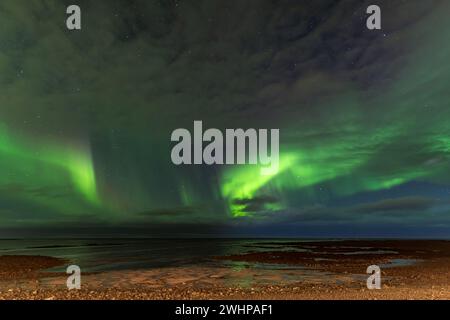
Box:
1;240;449;300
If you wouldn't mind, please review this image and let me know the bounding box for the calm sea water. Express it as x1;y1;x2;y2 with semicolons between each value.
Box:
0;238;317;272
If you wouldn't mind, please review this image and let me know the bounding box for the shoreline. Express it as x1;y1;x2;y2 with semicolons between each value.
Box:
0;240;449;300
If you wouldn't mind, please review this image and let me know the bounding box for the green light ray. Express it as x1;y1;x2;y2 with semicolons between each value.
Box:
0;124;100;211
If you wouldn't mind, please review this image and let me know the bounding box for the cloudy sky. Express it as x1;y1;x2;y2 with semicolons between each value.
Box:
0;0;449;237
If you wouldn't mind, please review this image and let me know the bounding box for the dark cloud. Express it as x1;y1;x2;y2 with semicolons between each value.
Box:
138;206;198;217
251;196;449;226
351;197;438;214
232;195;279;213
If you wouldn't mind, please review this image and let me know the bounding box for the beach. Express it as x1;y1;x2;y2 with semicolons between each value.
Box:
0;240;449;300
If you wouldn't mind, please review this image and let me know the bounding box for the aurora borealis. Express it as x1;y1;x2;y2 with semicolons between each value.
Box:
0;0;449;237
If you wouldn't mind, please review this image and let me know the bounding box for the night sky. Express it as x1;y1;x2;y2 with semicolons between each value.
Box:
0;0;449;238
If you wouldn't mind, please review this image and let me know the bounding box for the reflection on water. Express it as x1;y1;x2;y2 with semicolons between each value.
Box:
0;238;414;273
0;239;420;289
0;239;320;272
380;258;418;268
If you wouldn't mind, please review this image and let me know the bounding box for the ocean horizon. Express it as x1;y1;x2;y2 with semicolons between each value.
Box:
2;238;446;273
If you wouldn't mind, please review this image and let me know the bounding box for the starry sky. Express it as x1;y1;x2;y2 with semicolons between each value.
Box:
0;0;449;238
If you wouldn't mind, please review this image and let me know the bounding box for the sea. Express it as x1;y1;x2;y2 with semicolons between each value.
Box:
0;238;319;272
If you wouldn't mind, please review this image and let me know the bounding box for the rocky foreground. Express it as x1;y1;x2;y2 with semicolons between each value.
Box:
0;240;449;300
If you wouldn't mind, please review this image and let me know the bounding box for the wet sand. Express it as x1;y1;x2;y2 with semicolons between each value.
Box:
0;240;449;300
